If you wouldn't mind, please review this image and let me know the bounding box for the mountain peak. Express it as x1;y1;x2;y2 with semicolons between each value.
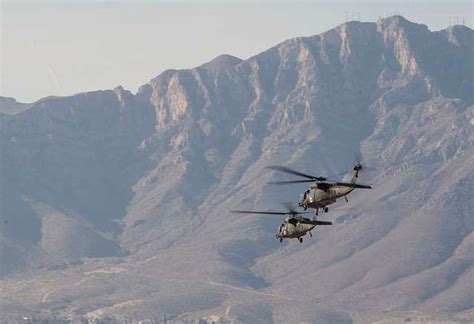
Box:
199;54;243;73
440;24;474;47
377;15;410;26
376;15;429;32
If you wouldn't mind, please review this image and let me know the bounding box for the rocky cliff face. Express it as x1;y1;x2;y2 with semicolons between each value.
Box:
1;16;473;323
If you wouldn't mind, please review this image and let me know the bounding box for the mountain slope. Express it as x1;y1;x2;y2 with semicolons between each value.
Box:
1;16;473;322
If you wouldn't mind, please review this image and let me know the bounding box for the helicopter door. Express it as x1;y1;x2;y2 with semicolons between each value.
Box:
279;223;286;235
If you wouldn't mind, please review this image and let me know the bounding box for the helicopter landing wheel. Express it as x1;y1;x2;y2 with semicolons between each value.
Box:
309;232;312;237
279;238;283;243
324;207;329;213
298;237;303;243
315;208;319;216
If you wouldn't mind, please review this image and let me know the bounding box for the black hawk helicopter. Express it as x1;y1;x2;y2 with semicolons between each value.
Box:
268;163;372;215
231;204;332;243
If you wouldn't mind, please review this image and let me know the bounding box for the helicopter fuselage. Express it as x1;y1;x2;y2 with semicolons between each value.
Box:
276;217;315;240
299;184;354;209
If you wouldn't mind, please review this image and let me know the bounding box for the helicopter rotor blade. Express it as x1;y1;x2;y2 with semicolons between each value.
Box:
298;219;333;225
334;182;372;189
267;165;327;181
269;179;315;185
231;210;311;216
231;210;289;215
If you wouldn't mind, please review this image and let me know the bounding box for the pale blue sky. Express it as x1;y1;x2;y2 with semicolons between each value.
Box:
1;1;472;102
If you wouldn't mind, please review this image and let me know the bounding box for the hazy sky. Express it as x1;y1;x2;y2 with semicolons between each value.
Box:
1;0;472;102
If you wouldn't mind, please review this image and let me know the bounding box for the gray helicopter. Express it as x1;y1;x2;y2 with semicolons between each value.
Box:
231;206;332;243
268;163;372;215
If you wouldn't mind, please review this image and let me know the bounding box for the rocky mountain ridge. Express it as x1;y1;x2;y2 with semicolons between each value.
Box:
1;16;473;322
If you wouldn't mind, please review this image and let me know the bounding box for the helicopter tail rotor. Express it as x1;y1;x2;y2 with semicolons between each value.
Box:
353;153;379;173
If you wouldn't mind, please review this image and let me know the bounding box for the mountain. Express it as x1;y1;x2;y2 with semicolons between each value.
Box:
1;16;473;323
